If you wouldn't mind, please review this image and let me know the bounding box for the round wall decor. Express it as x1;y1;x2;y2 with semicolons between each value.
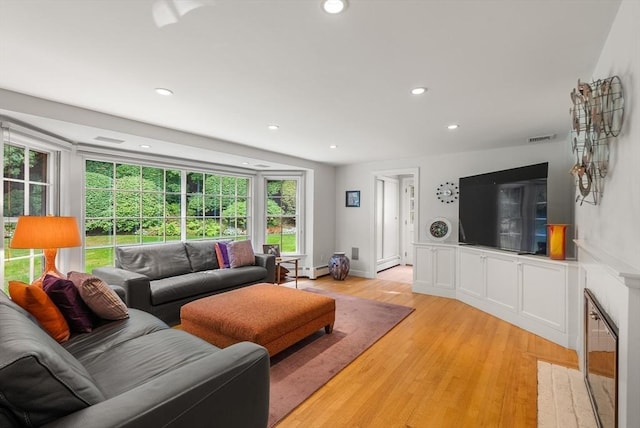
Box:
436;181;459;204
428;217;452;241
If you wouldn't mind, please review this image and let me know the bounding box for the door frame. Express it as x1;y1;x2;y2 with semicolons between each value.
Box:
400;176;415;266
370;167;419;278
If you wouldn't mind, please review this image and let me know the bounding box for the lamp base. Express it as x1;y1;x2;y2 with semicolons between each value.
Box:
32;248;65;287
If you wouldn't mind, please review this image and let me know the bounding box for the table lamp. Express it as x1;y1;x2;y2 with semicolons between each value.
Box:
9;215;81;285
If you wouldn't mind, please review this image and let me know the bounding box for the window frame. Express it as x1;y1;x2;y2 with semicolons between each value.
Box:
263;174;304;256
2;130;59;289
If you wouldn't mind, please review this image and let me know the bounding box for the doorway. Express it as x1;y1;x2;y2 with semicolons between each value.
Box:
372;168;419;278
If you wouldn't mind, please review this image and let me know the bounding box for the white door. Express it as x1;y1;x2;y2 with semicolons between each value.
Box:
375;176;401;272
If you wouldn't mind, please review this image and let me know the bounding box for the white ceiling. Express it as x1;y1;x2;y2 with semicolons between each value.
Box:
0;0;621;167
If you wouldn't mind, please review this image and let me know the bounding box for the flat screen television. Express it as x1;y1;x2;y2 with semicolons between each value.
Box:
458;162;548;255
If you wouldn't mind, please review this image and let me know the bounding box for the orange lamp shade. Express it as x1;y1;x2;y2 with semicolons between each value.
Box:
9;216;81;282
546;224;568;260
10;216;81;249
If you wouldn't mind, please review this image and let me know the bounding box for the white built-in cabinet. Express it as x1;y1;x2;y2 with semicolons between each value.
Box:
413;243;578;348
413;244;455;295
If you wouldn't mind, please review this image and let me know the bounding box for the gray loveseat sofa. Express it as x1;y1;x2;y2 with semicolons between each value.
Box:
93;240;276;325
0;290;270;428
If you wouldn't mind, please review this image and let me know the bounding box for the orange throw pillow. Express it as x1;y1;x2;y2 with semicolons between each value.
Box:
8;280;71;343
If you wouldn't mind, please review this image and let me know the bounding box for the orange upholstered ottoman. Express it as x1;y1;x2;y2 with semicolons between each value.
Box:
180;284;335;356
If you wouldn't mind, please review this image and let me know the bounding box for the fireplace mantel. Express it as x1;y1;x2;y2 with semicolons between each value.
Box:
574;239;640;289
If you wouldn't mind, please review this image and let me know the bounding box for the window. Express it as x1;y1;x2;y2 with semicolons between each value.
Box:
265;177;300;254
84;159;252;271
3;143;52;289
186;173;250;241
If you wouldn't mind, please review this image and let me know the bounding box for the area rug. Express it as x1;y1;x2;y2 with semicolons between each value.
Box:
537;361;597;428
268;288;414;427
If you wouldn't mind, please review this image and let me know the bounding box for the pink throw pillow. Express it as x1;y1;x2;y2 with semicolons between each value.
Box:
67;272;129;320
227;240;256;268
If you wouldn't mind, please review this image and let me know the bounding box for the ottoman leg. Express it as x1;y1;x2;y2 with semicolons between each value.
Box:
325;323;334;334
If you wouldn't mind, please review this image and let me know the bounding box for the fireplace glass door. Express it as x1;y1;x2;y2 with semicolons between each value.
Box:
584;289;618;428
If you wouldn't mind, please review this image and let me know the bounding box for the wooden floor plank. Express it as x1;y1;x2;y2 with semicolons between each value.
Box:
277;271;577;427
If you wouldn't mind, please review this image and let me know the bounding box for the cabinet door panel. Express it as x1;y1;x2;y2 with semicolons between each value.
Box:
458;250;484;297
434;247;455;289
415;246;433;286
520;263;566;331
486;256;518;311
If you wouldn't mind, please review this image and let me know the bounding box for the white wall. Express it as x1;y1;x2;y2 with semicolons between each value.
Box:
336;139;574;278
574;1;640;426
576;0;639;270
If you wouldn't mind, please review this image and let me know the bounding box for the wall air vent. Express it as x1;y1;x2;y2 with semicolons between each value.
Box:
94;136;125;144
527;134;556;143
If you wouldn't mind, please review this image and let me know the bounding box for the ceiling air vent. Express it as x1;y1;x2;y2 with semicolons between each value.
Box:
527;134;556;143
254;164;270;168
94;136;125;144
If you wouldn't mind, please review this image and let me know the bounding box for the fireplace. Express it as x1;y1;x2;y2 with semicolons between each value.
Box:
584;288;618;428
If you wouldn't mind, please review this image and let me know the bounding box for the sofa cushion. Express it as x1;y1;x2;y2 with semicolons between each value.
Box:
78;329;219;398
63;309;169;364
8;280;71;343
0;291;105;427
42;275;95;333
116;242;192;280
205;266;268;289
227;240;256;268
150;272;220;305
184;240;220;272
67;272;129;320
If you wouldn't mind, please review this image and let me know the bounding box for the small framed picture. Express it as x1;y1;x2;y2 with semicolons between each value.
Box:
346;190;360;207
262;244;281;257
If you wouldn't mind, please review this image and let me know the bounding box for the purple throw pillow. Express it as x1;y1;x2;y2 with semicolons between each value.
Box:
42;274;95;333
215;242;230;269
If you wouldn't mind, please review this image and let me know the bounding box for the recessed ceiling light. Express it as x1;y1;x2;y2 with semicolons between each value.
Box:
155;88;173;96
411;87;427;95
140;144;151;149
329;144;338;149
447;124;459;130
267;124;280;131
241;162;249;165
323;0;347;14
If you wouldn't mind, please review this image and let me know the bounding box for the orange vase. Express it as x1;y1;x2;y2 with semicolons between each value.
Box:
547;224;568;260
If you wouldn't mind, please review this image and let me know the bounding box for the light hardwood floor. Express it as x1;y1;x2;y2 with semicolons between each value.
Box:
278;274;578;428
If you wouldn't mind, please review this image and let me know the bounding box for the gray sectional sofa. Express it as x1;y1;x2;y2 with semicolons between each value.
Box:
93;240;276;325
0;289;270;428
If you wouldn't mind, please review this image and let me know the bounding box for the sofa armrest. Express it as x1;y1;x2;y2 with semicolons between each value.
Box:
109;285;127;304
41;342;270;428
92;267;152;313
255;253;276;283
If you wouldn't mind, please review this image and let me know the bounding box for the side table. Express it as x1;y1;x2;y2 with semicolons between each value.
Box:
275;257;300;288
